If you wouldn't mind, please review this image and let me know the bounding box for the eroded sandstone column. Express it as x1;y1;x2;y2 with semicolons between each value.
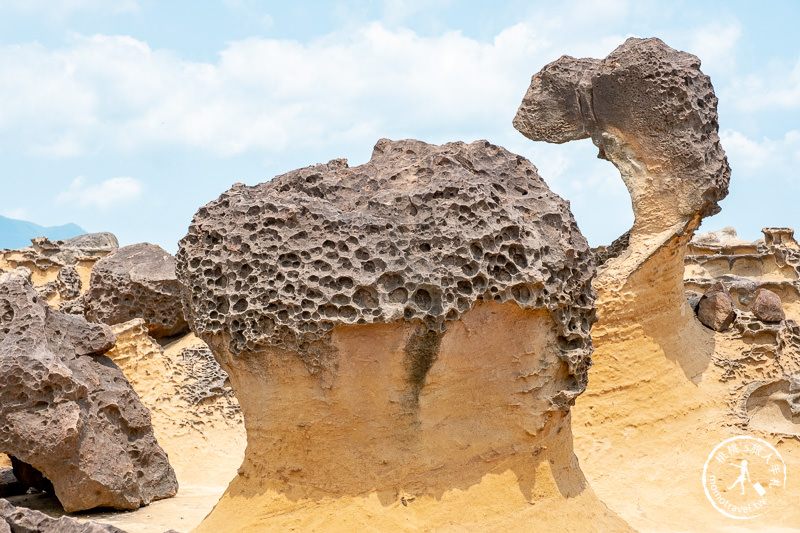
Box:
177;139;631;531
514;36;731;429
510;38;800;531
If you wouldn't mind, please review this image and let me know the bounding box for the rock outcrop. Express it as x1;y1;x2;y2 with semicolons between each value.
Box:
98;320;246;532
0;233;117;312
685;227;800;319
177;139;631;531
105;319;242;429
0;272;178;512
514;36;730;421
84;243;188;338
685;227;800;438
510;37;800;532
0;498;126;533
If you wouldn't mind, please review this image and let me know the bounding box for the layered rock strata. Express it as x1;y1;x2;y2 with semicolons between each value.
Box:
0;272;178;512
0;233;117;311
685;228;800;436
177;139;631;531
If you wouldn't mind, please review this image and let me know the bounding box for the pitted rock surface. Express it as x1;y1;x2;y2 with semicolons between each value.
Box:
178;138;596;395
0;275;178;512
0;233;117;310
178;346;239;410
514;37;730;236
0;498;126;533
84;243;188;338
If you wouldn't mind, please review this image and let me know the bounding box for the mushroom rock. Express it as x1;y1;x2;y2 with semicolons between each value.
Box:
0;272;178;512
177;138;631;531
515;38;800;530
84;243;189;338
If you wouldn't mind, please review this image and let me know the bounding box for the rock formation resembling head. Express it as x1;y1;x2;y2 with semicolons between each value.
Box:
514;37;730;239
509;39;800;532
176;139;631;531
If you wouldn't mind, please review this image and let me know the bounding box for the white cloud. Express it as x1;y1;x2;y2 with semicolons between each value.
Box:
688;20;742;73
0;21;628;159
728;57;800;112
721;129;800;175
56;176;144;210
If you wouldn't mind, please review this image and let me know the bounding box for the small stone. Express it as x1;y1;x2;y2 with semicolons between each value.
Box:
696;281;736;331
751;288;784;323
0;498;126;532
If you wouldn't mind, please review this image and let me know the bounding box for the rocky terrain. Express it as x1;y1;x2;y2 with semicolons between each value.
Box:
514;38;799;531
1;36;798;533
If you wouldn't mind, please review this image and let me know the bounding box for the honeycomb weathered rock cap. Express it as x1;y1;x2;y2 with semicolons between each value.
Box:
177;138;597;394
514;37;730;230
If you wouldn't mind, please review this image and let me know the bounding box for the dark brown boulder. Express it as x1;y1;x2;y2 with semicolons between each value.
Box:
84;243;188;338
0;273;178;512
752;288;785;322
0;498;126;533
696;281;736;331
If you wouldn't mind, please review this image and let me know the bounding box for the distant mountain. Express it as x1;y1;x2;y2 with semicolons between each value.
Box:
0;215;85;250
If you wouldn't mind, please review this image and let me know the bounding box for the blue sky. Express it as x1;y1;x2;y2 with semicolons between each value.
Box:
1;0;798;253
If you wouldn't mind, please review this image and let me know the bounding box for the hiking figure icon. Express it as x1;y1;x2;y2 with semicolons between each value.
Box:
727;460;751;495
